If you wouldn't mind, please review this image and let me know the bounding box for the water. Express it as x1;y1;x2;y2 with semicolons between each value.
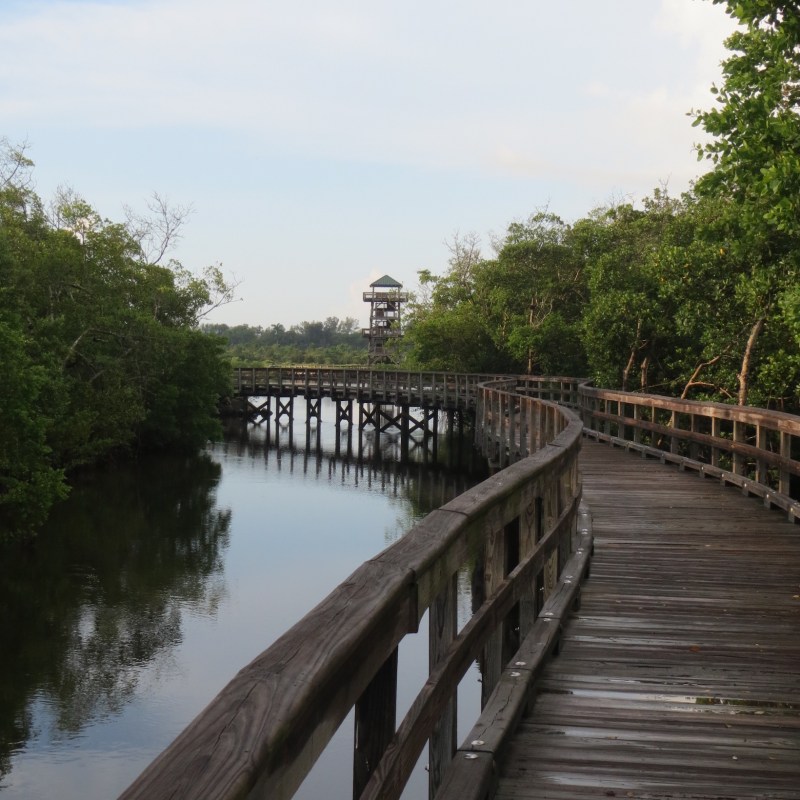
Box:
0;399;487;799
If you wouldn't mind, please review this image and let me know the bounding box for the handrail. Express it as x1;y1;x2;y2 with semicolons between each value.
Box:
579;382;800;521
230;367;582;413
120;375;585;800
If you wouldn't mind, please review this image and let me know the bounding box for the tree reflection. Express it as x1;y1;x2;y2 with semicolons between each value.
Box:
0;452;231;777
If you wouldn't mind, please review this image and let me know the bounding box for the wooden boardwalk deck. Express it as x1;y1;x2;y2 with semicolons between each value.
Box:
494;439;800;800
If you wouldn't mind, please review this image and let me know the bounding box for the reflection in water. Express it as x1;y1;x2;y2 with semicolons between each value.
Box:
0;453;230;788
222;406;487;547
0;399;487;799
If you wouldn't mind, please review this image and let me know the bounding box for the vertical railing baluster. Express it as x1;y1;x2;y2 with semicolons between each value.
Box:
690;414;701;461
733;419;746;476
779;431;791;497
428;575;458;798
670;410;679;454
480;519;506;708
711;416;722;467
353;648;398;800
632;402;642;445
519;492;542;640
756;424;768;486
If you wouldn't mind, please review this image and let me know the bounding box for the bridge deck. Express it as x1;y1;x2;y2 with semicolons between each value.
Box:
495;439;800;800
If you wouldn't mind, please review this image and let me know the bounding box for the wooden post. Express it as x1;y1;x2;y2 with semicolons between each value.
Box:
429;575;458;798
689;414;701;461
756;424;768;485
670;410;679;454
711;416;722;467
519;398;529;459
519;495;542;641
733;420;746;475
485;389;495;463
401;407;410;461
542;480;559;604
508;395;518;462
779;431;791;497
353;648;398;800
499;392;509;467
480;520;506;708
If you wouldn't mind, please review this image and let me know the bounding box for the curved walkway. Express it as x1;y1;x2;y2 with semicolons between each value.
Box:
495;439;800;800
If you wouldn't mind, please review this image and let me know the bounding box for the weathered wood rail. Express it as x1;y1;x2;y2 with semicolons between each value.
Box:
580;385;800;521
231;367;580;411
120;374;588;800
120;370;800;800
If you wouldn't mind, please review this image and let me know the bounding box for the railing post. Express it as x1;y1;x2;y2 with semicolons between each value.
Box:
690;414;701;461
509;394;519;462
756;424;768;485
779;431;791;497
353;648;398;800
632;402;642;445
733;420;746;475
519;398;530;459
711;416;722;467
529;399;539;454
519;494;543;639
480;518;506;708
429;574;458;798
491;391;499;465
542;479;560;605
670;410;679;454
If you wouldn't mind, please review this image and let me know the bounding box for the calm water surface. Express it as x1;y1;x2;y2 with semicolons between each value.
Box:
0;401;487;799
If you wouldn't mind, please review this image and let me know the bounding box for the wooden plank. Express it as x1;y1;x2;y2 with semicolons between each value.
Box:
490;440;800;800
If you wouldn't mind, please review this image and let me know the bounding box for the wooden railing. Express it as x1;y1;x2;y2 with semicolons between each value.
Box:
119;376;588;800
232;366;502;409
580;385;800;522
122;370;799;800
231;367;581;413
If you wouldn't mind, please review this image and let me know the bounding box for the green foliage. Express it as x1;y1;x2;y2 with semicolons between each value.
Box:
0;314;68;536
404;215;588;375
403;302;502;372
580;194;689;392
693;2;800;238
688;1;800;405
0;144;233;540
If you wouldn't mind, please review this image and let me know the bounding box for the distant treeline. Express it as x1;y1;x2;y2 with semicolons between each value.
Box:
202;318;369;365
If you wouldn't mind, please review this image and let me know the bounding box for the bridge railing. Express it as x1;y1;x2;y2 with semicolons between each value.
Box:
579;384;800;522
232;366;510;410
231;367;582;412
120;379;588;800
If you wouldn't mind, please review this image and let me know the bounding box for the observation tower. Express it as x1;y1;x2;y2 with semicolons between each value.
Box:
362;275;409;364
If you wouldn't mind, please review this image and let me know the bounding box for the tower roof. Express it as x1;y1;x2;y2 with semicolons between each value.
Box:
370;274;403;288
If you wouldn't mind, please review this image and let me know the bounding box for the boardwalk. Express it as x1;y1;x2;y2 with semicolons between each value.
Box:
495;439;800;800
122;372;800;800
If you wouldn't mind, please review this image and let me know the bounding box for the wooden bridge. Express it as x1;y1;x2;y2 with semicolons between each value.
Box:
121;369;800;800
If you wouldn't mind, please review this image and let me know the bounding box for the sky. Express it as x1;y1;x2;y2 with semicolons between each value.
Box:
1;0;737;329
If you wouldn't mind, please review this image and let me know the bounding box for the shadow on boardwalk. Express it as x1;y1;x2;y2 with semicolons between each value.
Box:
496;439;800;800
